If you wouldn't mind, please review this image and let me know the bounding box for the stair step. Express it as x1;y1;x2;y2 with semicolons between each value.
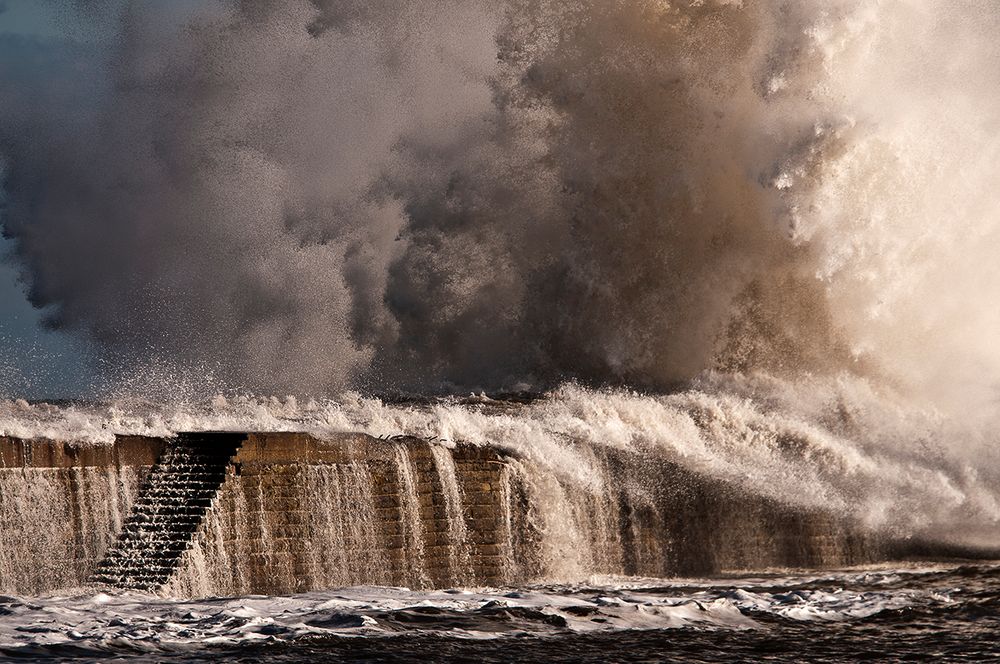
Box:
91;433;245;592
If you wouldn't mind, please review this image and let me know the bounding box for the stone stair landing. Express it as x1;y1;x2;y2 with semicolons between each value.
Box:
91;432;245;592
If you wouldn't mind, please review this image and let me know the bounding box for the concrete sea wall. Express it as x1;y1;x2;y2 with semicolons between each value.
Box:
167;434;515;595
0;436;162;594
0;433;887;596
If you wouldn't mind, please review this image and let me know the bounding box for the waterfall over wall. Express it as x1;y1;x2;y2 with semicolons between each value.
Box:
166;434;514;595
0;432;894;596
0;437;162;594
165;432;885;596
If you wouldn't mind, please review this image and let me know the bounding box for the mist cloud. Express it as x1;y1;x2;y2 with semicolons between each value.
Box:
2;0;1000;406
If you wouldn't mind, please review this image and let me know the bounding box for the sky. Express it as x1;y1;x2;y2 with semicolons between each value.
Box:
0;0;90;399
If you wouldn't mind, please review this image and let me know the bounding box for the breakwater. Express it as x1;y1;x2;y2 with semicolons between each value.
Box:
0;433;891;596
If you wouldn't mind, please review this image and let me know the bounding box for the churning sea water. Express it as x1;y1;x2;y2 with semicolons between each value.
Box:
0;563;997;662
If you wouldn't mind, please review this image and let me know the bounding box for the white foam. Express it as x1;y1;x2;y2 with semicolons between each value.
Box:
2;376;999;543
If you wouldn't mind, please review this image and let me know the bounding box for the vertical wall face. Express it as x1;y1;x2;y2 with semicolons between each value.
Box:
165;433;884;596
0;433;886;596
501;452;884;584
167;435;512;595
0;437;162;594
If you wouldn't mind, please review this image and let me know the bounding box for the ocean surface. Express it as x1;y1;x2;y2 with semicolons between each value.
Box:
1;562;997;662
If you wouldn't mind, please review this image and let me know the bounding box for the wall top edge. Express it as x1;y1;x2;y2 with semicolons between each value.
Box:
0;432;506;468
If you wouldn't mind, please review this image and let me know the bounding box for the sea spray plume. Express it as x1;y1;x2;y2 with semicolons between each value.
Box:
0;0;499;395
494;0;849;385
380;0;871;391
777;2;1000;414
2;1;1000;404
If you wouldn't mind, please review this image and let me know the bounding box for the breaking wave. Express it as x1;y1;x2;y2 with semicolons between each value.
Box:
3;375;1000;545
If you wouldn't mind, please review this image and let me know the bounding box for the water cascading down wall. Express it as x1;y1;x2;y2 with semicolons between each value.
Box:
0;433;886;596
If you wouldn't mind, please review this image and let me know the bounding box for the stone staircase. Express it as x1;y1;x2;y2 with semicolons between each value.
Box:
91;432;245;591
